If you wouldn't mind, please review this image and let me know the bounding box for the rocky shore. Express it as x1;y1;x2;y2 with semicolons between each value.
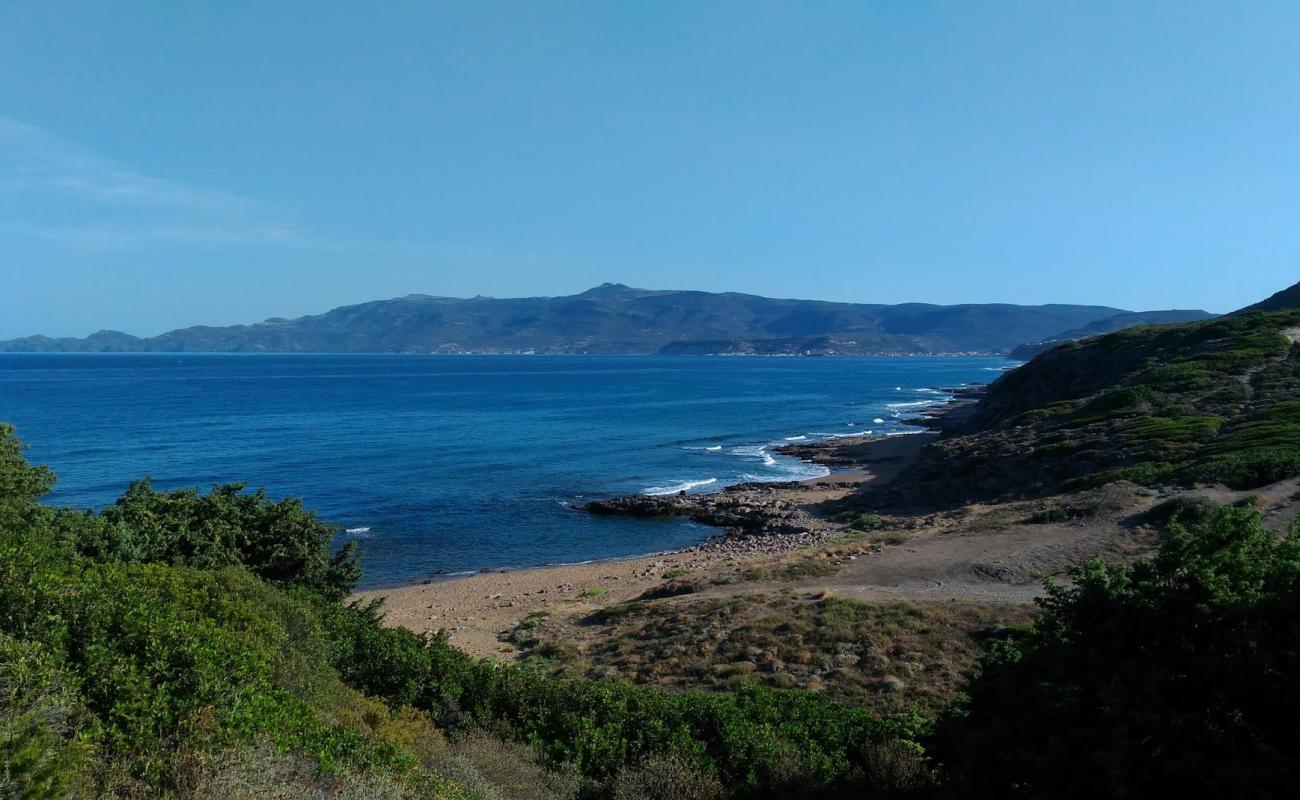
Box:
355;385;990;655
579;385;986;557
581;432;934;558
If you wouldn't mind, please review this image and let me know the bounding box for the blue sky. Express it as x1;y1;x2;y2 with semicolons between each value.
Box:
1;1;1297;338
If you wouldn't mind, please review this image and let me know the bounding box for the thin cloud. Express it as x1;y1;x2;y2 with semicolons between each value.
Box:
0;117;316;249
0;221;320;250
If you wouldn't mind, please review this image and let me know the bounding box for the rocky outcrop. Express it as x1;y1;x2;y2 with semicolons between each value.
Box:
584;484;815;535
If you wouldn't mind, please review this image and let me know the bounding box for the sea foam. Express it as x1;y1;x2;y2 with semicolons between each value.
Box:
643;477;718;496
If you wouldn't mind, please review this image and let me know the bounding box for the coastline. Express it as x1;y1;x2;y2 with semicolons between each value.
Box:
353;409;953;656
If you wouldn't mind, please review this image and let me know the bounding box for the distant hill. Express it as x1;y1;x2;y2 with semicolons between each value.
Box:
1007;309;1216;360
0;284;1134;355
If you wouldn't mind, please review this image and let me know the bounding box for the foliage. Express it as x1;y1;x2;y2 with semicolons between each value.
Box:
934;505;1300;799
0;634;89;800
0;428;456;797
325;599;928;797
93;479;360;600
895;310;1300;503
0;424;929;799
609;754;724;800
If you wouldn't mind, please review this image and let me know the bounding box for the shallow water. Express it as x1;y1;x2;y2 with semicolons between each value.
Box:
0;354;1008;587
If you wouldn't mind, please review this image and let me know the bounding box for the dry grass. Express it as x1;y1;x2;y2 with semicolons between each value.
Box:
511;592;1033;715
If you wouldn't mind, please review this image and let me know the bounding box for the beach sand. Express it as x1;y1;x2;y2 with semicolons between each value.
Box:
352;433;929;657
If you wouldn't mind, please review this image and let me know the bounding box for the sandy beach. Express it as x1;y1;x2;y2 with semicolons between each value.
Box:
352;432;931;656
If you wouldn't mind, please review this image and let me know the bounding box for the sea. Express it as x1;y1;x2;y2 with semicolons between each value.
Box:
0;354;1011;588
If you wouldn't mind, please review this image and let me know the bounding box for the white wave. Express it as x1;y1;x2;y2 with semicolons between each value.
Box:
828;430;873;438
705;445;722;451
740;461;831;483
731;444;778;466
885;429;927;436
873;418;885;424
784;435;808;441
643;478;718;496
344;526;372;535
886;400;934;409
918;388;943;394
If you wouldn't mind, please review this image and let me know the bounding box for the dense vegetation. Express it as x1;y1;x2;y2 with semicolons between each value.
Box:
936;503;1300;798
889;309;1300;505
0;423;926;799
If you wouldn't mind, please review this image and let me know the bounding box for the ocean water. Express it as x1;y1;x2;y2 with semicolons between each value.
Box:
0;354;1009;588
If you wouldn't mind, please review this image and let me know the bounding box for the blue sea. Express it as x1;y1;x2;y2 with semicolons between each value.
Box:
0;354;1009;588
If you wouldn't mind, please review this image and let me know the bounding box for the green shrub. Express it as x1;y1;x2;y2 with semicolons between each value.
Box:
95;480;360;600
1124;415;1222;444
0;635;89;800
610;754;724;800
1144;495;1217;527
1189;449;1300;489
1072;386;1152;422
325;601;926;797
935;506;1300;798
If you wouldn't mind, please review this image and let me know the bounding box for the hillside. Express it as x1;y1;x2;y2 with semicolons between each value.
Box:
0;284;1131;355
1239;280;1300;312
1007;309;1215;360
880;303;1300;507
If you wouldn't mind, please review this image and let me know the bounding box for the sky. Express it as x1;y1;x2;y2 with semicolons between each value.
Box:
1;1;1298;338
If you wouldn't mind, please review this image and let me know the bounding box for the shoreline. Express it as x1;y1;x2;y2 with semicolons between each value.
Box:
351;384;988;656
355;383;985;592
352;429;940;656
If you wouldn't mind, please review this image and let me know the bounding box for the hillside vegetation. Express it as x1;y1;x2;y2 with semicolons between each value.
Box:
886;309;1300;506
1006;309;1215;360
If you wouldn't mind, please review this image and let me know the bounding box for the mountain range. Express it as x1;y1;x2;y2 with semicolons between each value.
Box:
0;284;1212;356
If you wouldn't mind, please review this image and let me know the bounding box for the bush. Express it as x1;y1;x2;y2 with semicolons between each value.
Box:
1143;495;1217;527
95;479;360;600
1189;449;1300;489
935;506;1300;799
611;754;724;800
0;634;89;800
325;601;927;797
